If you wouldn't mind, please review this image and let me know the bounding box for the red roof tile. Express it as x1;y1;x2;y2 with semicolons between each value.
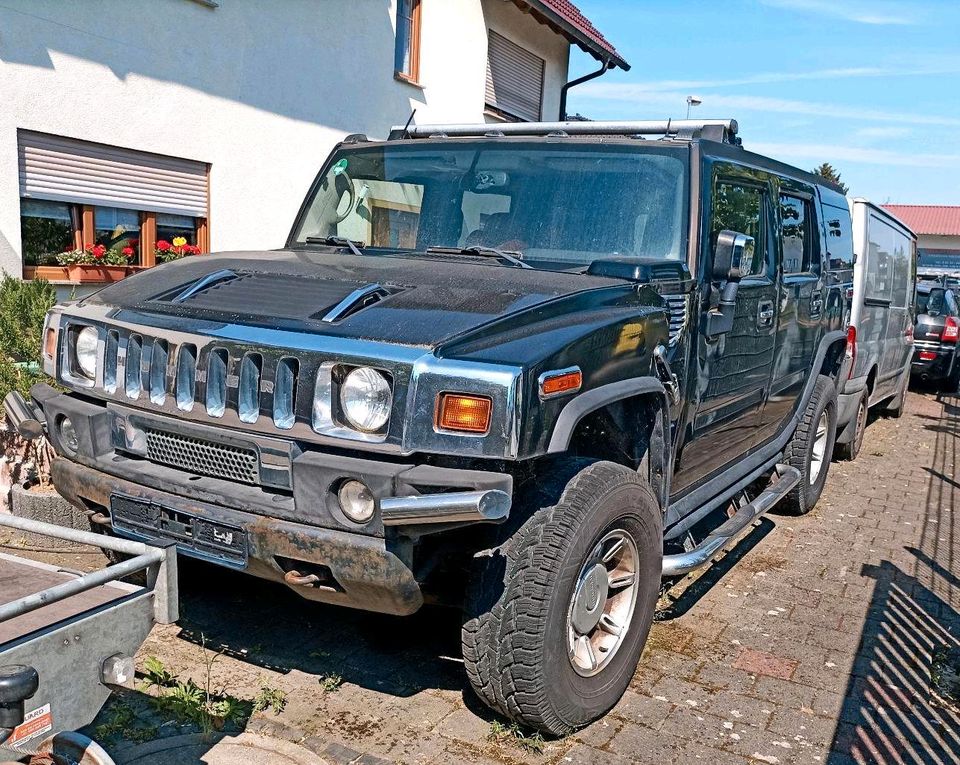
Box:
882;205;960;237
517;0;629;70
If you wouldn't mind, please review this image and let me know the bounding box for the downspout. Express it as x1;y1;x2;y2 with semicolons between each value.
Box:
559;58;611;120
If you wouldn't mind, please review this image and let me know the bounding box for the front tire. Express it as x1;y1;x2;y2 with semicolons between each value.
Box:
782;375;837;515
462;460;662;736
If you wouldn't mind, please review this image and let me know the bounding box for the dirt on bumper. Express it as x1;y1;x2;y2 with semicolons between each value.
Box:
52;457;424;616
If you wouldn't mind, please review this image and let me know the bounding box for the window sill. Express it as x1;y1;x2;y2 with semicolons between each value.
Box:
394;72;424;89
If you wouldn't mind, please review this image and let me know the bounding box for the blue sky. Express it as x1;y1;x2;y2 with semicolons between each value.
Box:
566;0;960;204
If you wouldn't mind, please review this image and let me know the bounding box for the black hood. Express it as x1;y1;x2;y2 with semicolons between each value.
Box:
84;249;640;348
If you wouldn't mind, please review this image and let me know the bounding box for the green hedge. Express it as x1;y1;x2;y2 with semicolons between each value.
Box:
0;276;56;400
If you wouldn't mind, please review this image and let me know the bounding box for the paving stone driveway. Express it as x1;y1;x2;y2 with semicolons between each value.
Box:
106;388;960;764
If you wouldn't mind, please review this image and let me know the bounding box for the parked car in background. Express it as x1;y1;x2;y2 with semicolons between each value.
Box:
912;282;960;389
834;200;916;460
12;118;854;736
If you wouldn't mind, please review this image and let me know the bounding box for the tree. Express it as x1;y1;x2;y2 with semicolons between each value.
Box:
811;162;849;194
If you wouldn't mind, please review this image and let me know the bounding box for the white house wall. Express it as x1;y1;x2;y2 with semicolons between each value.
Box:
0;0;571;276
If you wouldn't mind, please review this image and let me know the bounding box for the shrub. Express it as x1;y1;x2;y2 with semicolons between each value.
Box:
0;276;56;400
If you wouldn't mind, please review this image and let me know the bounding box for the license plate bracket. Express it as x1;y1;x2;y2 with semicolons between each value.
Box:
110;494;248;566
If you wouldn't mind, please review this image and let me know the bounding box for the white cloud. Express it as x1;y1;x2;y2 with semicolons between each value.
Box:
759;0;919;25
598;65;954;93
576;87;960;128
854;126;913;139
748;141;960;168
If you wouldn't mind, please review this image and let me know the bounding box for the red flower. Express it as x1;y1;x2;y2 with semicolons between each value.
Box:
122;246;134;258
187;245;201;254
92;244;107;259
156;240;172;251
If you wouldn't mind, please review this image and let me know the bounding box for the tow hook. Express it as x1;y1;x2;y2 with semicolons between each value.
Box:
283;570;320;587
653;345;680;405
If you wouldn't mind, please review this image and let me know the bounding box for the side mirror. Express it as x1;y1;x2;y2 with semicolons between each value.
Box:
713;230;755;282
705;230;755;338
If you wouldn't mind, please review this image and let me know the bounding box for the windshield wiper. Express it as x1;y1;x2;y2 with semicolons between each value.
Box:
426;245;531;269
304;236;366;257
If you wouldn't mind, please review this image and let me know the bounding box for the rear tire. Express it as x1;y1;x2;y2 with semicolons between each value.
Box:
882;373;908;418
835;392;866;461
462;460;662;736
782;375;837;515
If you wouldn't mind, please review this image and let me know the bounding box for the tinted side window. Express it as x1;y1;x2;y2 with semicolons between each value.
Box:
823;204;853;285
918;289;945;316
712;182;766;276
779;194;817;275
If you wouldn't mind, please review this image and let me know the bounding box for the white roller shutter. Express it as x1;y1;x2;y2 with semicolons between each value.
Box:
485;30;545;122
18;131;208;217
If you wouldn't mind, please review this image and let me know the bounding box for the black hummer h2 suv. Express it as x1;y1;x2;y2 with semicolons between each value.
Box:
10;119;854;735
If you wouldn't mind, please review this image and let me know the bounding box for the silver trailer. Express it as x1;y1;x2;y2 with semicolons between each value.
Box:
0;512;177;765
835;199;917;460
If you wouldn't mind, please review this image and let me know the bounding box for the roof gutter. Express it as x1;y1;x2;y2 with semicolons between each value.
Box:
559;58;611;120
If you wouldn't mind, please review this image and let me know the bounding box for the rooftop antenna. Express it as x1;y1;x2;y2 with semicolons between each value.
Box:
400;109;417;139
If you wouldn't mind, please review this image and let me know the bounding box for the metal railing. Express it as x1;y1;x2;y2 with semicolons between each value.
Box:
0;515;177;625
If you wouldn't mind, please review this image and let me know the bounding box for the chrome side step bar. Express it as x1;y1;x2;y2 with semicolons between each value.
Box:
380;490;510;526
661;465;801;577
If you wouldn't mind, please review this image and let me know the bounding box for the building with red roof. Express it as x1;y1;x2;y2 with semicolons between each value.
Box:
883;205;960;273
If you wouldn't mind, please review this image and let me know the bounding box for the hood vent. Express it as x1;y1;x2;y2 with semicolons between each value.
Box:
153;271;394;321
318;283;393;323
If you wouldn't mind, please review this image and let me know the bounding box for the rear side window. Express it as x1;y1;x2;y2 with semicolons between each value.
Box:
779;194;818;275
711;181;767;276
917;289;946;316
866;216;911;306
823;204;853;285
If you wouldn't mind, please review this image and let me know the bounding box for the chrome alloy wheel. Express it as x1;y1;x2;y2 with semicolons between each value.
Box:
810;411;829;484
566;529;639;677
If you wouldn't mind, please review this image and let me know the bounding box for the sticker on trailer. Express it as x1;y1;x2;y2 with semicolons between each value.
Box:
8;703;52;748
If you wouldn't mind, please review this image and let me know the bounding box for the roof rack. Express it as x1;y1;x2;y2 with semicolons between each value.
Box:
388;119;740;144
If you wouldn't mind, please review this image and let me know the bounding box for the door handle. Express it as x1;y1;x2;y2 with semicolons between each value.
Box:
757;301;775;328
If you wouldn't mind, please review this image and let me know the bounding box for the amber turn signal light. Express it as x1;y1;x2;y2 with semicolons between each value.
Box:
44;327;57;359
436;393;492;434
539;369;582;398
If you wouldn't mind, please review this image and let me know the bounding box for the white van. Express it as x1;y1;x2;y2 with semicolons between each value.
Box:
835;199;917;460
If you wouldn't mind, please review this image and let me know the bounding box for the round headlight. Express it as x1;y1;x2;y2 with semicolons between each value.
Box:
75;326;98;380
339;367;391;432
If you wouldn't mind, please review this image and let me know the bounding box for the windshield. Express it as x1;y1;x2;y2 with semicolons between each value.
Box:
290;141;689;270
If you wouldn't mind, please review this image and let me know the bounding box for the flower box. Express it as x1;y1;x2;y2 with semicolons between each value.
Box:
65;264;144;283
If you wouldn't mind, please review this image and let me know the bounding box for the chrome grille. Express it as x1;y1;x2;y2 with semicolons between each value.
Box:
145;428;259;485
663;294;688;346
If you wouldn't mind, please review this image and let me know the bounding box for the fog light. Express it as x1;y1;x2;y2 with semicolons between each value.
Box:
58;415;79;455
338;480;375;524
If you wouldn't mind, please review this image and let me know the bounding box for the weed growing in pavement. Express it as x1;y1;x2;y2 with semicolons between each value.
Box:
253;684;288;715
140;637;253;735
318;673;344;693
488;719;546;754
